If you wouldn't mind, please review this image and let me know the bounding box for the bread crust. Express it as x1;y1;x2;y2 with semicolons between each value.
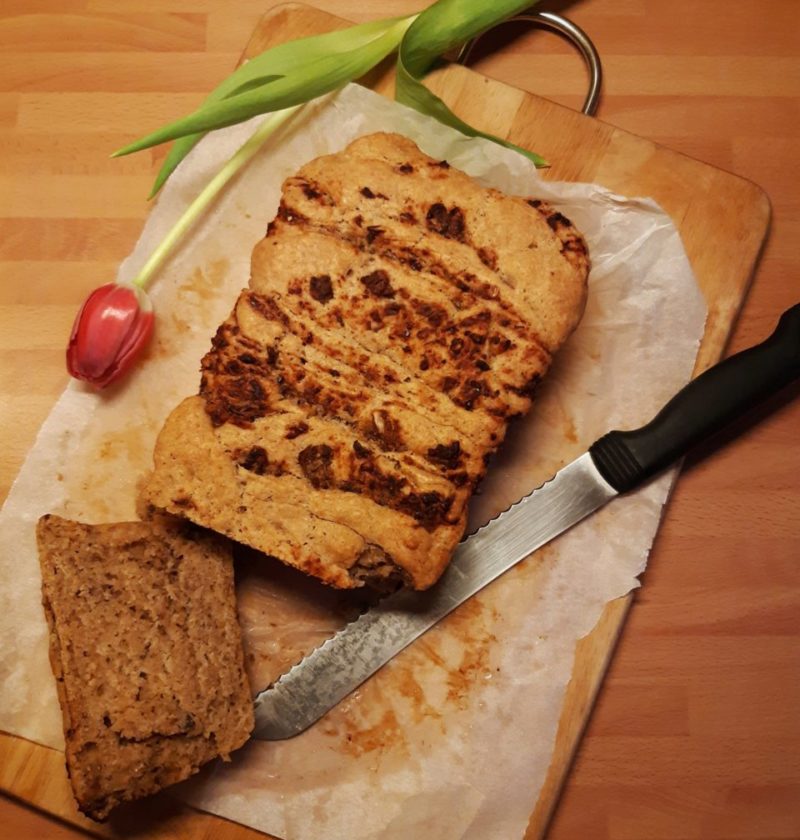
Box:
142;133;589;590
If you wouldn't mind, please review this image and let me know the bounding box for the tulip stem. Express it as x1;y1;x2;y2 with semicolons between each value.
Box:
131;105;302;290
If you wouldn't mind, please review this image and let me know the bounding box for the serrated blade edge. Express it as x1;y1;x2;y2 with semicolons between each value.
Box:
252;452;616;740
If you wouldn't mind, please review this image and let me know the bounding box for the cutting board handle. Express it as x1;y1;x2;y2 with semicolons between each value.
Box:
456;11;603;115
590;303;800;493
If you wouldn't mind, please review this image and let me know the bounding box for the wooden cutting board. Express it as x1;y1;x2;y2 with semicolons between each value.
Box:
0;3;770;838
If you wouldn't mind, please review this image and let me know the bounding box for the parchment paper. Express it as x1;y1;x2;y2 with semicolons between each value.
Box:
0;84;706;839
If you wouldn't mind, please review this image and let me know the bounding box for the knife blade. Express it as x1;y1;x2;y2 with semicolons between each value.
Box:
253;302;800;741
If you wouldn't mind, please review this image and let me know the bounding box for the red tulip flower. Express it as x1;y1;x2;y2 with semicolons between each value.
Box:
66;282;154;389
66;105;303;389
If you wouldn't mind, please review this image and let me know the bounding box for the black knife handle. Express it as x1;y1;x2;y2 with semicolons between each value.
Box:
590;302;800;493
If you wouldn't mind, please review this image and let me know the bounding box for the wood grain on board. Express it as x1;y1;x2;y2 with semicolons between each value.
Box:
1;1;798;839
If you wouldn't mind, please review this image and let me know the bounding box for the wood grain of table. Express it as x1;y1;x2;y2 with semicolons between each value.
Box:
1;1;799;838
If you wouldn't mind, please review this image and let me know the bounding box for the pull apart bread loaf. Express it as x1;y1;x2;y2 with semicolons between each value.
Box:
36;514;254;820
142;133;589;591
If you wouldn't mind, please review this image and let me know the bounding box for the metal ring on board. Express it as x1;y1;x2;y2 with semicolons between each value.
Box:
456;11;603;117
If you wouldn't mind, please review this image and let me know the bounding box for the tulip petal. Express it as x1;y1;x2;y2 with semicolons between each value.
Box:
66;282;154;389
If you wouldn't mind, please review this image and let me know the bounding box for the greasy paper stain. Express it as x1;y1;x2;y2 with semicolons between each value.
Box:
145;260;233;360
511;542;556;584
179;260;231;306
332;709;405;759
96;426;145;464
440;596;499;710
170;311;191;335
315;593;502;760
562;411;578;445
309;548;559;760
394;660;441;724
60;424;149;521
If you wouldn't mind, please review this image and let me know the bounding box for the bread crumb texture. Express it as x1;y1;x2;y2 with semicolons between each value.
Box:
36;514;254;821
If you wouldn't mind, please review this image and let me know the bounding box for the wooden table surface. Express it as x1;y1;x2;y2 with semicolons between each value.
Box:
1;1;799;838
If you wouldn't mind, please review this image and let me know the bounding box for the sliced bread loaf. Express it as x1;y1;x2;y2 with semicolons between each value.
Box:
141;132;589;591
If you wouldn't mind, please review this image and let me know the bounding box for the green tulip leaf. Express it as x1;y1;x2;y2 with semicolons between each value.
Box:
115;14;417;194
115;3;551;196
396;0;547;167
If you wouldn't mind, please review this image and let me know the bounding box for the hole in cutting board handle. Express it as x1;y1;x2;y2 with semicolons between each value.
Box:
456;11;603;117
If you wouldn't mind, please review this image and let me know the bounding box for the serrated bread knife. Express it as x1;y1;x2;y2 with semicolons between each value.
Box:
253;303;800;740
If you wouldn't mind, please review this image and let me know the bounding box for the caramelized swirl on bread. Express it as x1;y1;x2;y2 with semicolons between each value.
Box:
142;133;589;590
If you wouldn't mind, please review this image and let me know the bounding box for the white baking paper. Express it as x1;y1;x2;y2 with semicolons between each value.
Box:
0;83;706;839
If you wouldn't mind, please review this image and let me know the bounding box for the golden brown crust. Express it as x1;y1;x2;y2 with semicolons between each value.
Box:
141;132;589;590
145;397;461;590
36;514;254;821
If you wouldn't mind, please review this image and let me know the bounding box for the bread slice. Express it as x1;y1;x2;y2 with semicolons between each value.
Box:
141;132;589;591
36;514;254;821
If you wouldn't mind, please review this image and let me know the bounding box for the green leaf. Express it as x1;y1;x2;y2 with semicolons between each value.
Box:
119;3;550;196
396;0;547;167
149;74;282;197
135;107;301;288
114;14;417;170
146;16;417;196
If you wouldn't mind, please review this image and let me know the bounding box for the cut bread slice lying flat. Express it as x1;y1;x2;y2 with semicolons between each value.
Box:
36;514;254;821
142;132;589;591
